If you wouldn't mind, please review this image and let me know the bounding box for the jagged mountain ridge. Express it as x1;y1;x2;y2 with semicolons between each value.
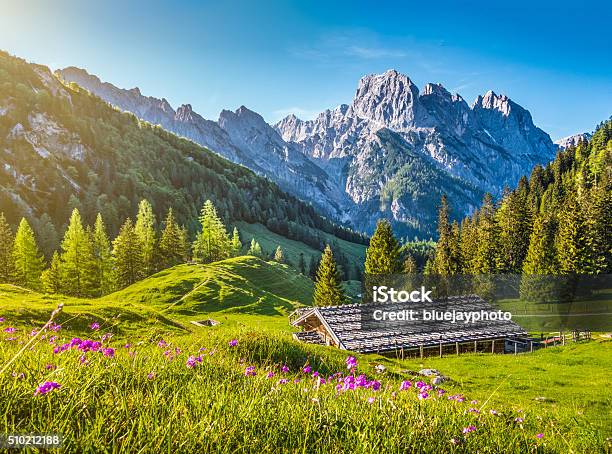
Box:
56;67;352;222
276;70;554;199
57;67;557;236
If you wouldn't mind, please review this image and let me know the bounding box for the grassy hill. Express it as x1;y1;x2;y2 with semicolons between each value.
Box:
0;256;312;335
235;221;367;269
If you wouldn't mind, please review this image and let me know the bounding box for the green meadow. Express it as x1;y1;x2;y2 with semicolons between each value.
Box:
0;257;610;452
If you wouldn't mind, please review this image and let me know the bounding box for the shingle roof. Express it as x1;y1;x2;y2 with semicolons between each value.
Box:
291;295;527;353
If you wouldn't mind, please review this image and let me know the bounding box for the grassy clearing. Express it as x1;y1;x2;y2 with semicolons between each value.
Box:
235;221;367;267
0;259;610;452
2;325;605;452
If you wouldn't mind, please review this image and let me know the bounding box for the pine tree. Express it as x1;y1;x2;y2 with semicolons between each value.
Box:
135;199;157;275
556;192;594;274
273;246;284;263
308;255;318;279
403;255;417;273
178;226;190;262
313;245;346;306
247;238;262;258
12;218;44;290
584;183;612;273
459;215;478;273
230;227;242;257
41;251;63;294
496;189;532;273
159;208;186;268
297;253;306;274
60;208;94;296
523;213;558;274
36;213;59;259
0;213;14;282
113;218;144;288
364;219;402;274
91;213;114;295
192;200;231;263
473;194;500;274
433;196;460;275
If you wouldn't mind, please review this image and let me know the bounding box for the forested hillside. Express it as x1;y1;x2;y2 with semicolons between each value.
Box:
0;51;366;254
431;119;611;275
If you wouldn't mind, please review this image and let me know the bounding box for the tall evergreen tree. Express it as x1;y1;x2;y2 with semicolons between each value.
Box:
555;192;594;274
584;183;612;273
273;245;284;263
403;254;417;273
313;245;346;306
230;227;242;257
496;188;532;273
0;213;14;282
247;238;262;258
91;213;114;296
308;255;318;279
192;200;231;263
473;194;500;274
135;199;157;275
60;208;94;296
159;208;186;268
36;213;59;259
364;219;402;274
12;218;44;290
433;196;460;274
41;251;63;294
522;213;558;274
459;215;478;273
113;218;144;288
297;253;306;275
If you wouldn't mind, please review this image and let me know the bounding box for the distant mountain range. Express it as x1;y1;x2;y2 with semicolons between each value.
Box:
57;67;559;237
554;132;592;150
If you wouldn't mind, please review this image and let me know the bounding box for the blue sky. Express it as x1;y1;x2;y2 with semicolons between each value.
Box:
1;0;610;139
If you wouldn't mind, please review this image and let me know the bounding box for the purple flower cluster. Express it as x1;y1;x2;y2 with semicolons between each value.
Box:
35;381;61;396
463;425;477;434
346;356;357;370
186;355;203;368
244;366;256;376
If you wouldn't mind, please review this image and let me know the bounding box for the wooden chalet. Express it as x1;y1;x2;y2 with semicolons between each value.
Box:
289;295;527;357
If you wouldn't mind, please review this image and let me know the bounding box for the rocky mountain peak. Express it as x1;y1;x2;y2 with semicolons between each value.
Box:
474;90;512;116
555;132;592;150
351;69;427;129
422;82;451;98
175;104;197;122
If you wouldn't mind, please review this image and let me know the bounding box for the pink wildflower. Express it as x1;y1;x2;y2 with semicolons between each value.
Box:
462;425;477;434
35;381;61;396
400;380;412;391
229;339;238;347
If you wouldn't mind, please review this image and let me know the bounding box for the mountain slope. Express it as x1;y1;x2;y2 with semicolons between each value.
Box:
57;66;557;237
56;67;351;221
0;51;364;252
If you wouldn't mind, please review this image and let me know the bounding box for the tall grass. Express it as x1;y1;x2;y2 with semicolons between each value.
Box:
0;321;603;453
